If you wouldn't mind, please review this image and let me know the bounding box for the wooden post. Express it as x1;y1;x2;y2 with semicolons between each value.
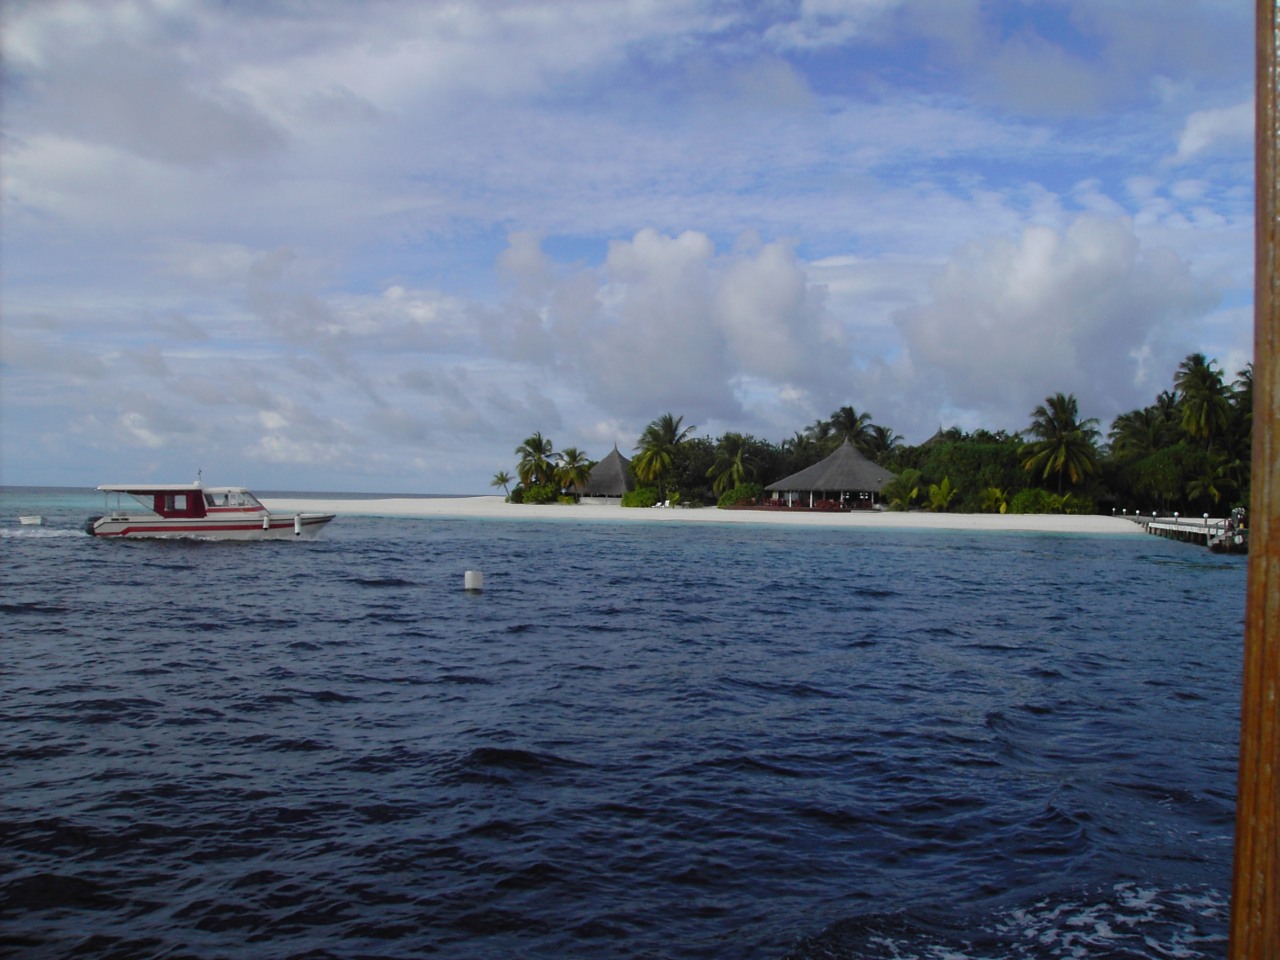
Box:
1230;2;1280;957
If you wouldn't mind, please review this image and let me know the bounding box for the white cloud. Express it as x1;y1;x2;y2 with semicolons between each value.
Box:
0;0;1256;490
1174;101;1253;163
894;215;1218;426
119;411;165;449
481;229;853;424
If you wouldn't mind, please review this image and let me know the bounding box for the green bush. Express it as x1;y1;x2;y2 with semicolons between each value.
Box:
520;482;560;505
717;483;762;508
1009;487;1054;514
622;487;659;508
1008;488;1098;515
1058;493;1096;515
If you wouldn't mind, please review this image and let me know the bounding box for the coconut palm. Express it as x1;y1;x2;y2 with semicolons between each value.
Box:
1021;393;1100;494
782;429;822;472
634;413;695;500
829;405;873;452
491;471;513;496
802;417;835;451
1174;353;1232;446
1108;406;1175;460
1230;364;1254;447
1186;450;1240;509
556;447;594;493
865;424;902;461
515;432;555;487
707;432;756;496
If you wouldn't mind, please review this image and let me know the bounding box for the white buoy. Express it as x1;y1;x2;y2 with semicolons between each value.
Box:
464;570;484;592
294;515;302;536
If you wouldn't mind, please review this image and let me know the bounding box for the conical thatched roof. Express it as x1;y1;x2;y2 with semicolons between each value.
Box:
766;438;896;493
581;445;633;496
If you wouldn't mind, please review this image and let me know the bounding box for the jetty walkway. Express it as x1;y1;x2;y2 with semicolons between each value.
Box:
1127;513;1248;553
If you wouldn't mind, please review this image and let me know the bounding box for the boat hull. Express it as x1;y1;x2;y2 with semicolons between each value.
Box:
89;512;335;540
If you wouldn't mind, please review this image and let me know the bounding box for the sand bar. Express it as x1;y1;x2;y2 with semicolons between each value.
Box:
262;495;1144;536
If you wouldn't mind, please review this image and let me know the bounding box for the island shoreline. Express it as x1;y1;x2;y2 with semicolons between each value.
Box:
262;495;1145;536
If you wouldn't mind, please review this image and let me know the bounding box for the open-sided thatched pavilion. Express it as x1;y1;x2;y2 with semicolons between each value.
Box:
765;438;896;509
579;445;633;504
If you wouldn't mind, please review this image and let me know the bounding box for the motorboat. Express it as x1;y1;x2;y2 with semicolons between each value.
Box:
18;515;46;526
86;482;335;540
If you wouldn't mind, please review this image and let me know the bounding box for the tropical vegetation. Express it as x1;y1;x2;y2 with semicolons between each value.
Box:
499;352;1252;516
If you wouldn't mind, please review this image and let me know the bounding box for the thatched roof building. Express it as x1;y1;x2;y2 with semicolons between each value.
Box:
579;445;633;501
766;439;896;506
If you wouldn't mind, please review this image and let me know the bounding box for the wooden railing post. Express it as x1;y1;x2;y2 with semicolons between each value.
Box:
1230;2;1280;957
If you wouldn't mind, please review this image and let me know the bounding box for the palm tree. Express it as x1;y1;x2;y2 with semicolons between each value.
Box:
634;413;695;500
515;432;555;487
707;432;755;496
1233;364;1254;415
1174;353;1231;446
556;447;594;494
1186;450;1240;509
803;417;835;452
491;471;513;496
782;430;821;472
829;405;873;452
1021;393;1100;494
865;424;902;461
1108;407;1172;460
1230;363;1254;448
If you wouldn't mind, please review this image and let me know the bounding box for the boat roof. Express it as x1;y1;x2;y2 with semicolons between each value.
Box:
96;483;252;494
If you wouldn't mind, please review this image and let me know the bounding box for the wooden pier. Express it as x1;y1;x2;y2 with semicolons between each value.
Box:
1133;515;1249;553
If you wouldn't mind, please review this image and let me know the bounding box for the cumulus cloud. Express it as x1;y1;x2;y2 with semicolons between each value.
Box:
482;229;848;423
0;0;1255;490
894;215;1218;426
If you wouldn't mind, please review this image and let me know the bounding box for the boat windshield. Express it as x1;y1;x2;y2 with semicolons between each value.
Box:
205;490;263;509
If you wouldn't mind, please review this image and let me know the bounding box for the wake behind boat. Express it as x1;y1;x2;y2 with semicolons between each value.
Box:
86;482;335;540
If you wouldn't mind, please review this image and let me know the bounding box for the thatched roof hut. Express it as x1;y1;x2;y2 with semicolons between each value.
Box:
580;445;633;500
765;438;896;506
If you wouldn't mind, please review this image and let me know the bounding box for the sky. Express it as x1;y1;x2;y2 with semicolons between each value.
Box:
0;0;1256;494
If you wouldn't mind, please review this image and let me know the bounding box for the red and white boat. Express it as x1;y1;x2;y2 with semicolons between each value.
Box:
87;483;335;540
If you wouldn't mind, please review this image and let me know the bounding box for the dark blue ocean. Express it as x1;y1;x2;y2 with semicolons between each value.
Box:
1;487;1245;959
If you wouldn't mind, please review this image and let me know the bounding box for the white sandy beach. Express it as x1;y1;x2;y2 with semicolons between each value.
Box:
261;495;1144;535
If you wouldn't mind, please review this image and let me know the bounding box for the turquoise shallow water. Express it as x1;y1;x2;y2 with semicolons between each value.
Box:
1;486;1246;958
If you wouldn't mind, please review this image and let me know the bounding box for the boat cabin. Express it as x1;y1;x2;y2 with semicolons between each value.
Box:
96;483;265;519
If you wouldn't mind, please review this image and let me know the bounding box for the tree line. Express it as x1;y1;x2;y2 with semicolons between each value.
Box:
495;352;1252;515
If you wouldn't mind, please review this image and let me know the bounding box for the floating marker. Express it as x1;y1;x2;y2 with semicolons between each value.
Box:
294;515;302;536
464;570;484;592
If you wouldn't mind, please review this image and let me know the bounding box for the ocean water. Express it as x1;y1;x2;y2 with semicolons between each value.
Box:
1;488;1246;959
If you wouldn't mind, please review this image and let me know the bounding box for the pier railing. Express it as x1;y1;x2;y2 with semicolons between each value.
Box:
1133;515;1237;547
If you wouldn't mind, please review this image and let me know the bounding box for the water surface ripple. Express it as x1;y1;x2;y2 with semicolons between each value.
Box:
2;495;1244;958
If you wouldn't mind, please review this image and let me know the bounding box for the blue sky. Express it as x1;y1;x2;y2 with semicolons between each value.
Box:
0;0;1255;493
